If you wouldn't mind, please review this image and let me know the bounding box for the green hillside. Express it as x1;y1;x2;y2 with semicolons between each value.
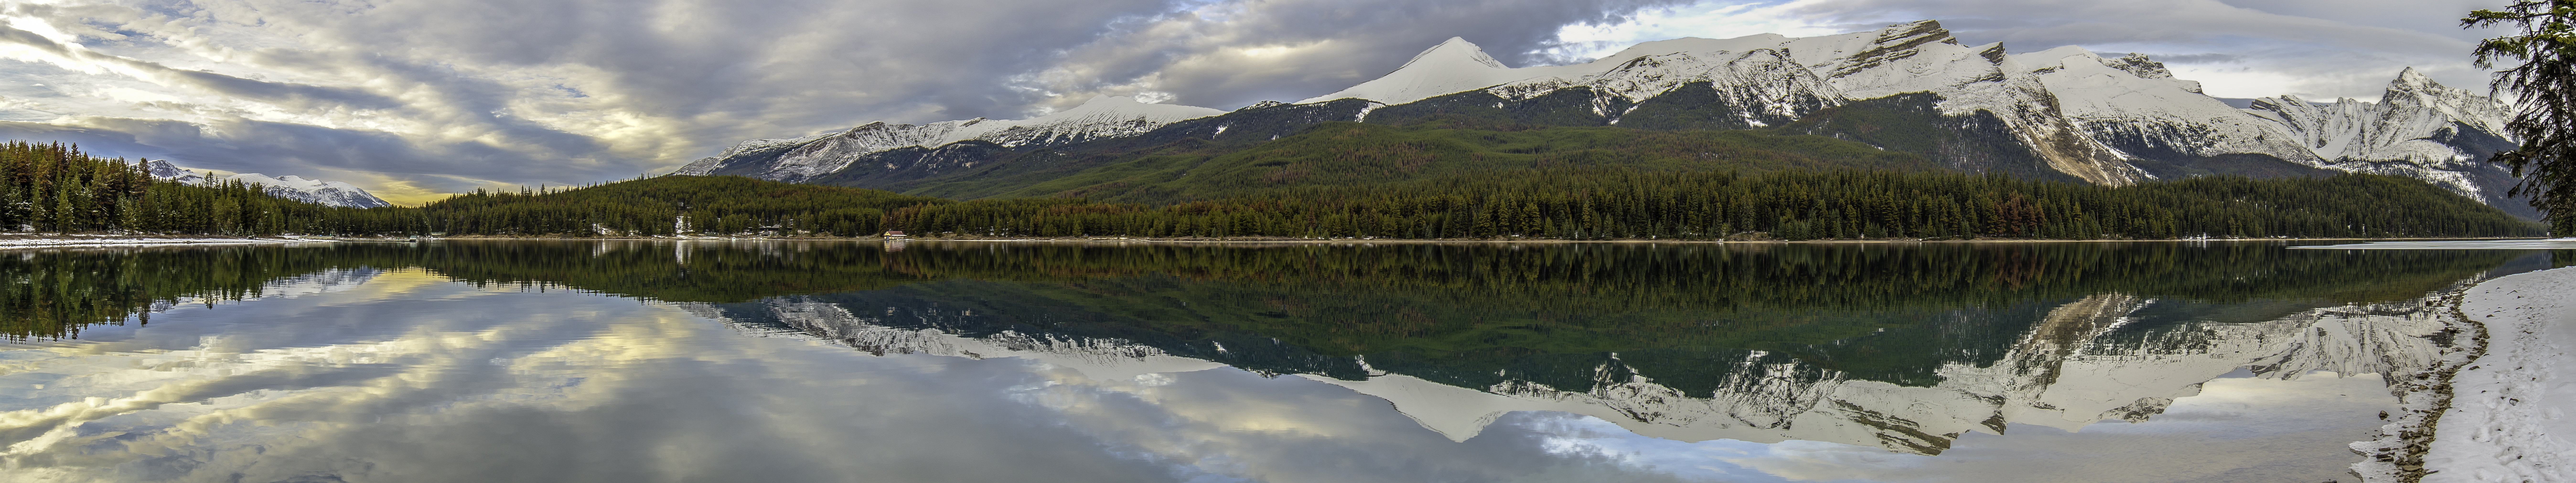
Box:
894;121;1940;204
885;169;2546;240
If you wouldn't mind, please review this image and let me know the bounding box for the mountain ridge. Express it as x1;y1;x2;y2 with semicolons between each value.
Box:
145;160;392;208
677;21;2535;219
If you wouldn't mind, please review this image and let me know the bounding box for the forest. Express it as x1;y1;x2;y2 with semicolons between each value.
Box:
0;139;2550;240
882;168;2546;240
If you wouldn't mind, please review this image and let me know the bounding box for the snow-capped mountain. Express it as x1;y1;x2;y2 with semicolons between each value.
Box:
684;20;2531;218
146;160;393;208
2244;68;2524;212
1291;21;2524;214
672;95;1224;182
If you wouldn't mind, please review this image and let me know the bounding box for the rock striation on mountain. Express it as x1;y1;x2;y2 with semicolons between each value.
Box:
146;160;393;208
681;21;2531;218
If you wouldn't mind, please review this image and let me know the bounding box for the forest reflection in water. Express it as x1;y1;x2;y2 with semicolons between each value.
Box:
0;240;2565;483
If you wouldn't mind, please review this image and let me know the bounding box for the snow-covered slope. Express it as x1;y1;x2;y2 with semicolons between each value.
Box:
1296;37;1528;106
2010;47;2321;165
2244;68;2524;209
146;160;392;208
674;96;1224;182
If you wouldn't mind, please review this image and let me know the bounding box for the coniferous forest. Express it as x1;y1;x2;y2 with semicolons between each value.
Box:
0;139;2550;240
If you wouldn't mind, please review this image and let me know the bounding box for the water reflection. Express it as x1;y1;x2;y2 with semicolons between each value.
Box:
0;241;2564;482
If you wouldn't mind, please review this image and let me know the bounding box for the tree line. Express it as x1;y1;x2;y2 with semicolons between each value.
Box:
0;141;946;237
0;141;344;235
883;168;2548;240
0;141;2549;239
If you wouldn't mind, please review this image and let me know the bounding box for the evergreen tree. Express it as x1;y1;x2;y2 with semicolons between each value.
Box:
2468;0;2576;234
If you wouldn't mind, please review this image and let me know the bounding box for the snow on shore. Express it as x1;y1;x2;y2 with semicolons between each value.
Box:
2428;266;2576;482
2291;238;2576;250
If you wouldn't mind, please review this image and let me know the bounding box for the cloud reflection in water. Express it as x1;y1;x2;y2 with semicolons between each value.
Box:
0;270;1685;483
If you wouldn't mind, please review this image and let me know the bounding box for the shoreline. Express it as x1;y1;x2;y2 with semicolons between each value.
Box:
0;233;2546;250
2350;264;2576;483
2420;266;2576;482
0;234;392;250
438;234;2547;244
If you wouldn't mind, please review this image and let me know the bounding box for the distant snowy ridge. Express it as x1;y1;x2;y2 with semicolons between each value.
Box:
1301;21;2155;185
146;160;392;208
1296;21;2528;212
672;95;1224;182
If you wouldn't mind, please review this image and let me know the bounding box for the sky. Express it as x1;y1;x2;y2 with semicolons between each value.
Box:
0;0;2519;205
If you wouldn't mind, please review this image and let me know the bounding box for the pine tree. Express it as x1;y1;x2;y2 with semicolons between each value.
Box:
2467;1;2576;234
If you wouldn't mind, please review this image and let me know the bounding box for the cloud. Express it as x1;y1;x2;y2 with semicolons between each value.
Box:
1767;0;2513;99
0;0;1697;202
0;0;2528;201
2148;53;2244;64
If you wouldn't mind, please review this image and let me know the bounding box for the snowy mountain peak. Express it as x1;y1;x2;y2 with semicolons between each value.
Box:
1296;37;1520;105
1411;37;1508;70
2237;68;2522;212
143;160;393;208
2394;66;2432;86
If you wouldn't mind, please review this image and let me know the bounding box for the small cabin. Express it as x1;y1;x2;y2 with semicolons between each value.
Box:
883;231;908;238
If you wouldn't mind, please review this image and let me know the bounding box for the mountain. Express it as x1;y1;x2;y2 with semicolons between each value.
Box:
145;160;393;208
2243;68;2526;216
670;95;1225;183
681;21;2533;219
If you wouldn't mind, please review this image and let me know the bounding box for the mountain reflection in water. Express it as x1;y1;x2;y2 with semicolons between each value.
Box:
0;240;2565;482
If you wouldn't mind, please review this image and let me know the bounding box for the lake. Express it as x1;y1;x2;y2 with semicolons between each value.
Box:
1;240;2564;482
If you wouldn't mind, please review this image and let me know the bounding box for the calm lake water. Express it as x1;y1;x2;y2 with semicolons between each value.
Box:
1;240;2566;483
